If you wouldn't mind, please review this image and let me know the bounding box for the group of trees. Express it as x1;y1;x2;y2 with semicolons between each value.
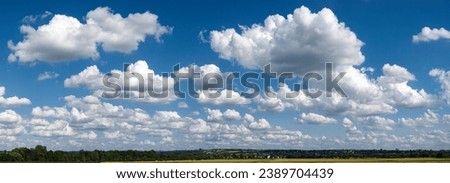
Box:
0;145;449;162
0;145;208;162
0;145;156;162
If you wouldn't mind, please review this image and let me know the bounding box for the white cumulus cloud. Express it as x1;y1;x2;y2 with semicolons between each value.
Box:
413;27;450;43
377;64;435;108
210;6;364;74
299;112;337;125
197;89;250;105
429;68;450;104
28;119;75;137
358;116;396;131
0;110;25;141
8;7;172;63
0;86;31;107
64;60;177;104
206;108;241;122
244;113;271;129
399;109;439;127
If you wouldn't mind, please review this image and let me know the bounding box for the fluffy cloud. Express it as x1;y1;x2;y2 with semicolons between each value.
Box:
253;63;434;118
28;119;75;137
413;27;450;43
38;71;59;81
103;131;135;141
64;60;177;104
8;14;98;62
177;102;189;108
0;86;31;107
189;119;212;134
3;5;450;150
78;131;97;140
332;64;433;115
299;112;337;125
223;109;241;120
342;118;364;141
186;113;311;149
206;108;241;122
399;109;439;127
174;64;251;105
197;89;250;105
210;6;364;74
26;95;175;144
86;7;171;52
64;65;103;89
8;7;172;63
3;91;448;149
152;111;187;129
340;117;450;149
429;68;450;104
0;110;22;124
0;110;25;141
255;95;285;112
206;109;224;122
176;64;229;91
32;106;69;118
209;5;433;118
262;126;307;143
244;113;271;129
358;116;396;131
153;111;181;121
22;95;314;149
377;64;435;108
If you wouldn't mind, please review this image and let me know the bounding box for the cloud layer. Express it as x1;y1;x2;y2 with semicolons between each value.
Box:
2;5;450;150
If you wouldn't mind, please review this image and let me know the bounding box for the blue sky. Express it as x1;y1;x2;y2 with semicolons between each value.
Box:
1;0;450;150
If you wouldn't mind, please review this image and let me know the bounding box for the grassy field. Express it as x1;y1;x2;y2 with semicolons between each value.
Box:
149;158;450;163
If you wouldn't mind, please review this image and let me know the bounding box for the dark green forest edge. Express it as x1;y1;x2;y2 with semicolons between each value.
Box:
1;145;450;162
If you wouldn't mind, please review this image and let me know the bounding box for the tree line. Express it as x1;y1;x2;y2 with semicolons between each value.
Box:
0;145;449;162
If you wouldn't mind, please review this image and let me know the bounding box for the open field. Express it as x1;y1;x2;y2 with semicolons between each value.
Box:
149;158;450;163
